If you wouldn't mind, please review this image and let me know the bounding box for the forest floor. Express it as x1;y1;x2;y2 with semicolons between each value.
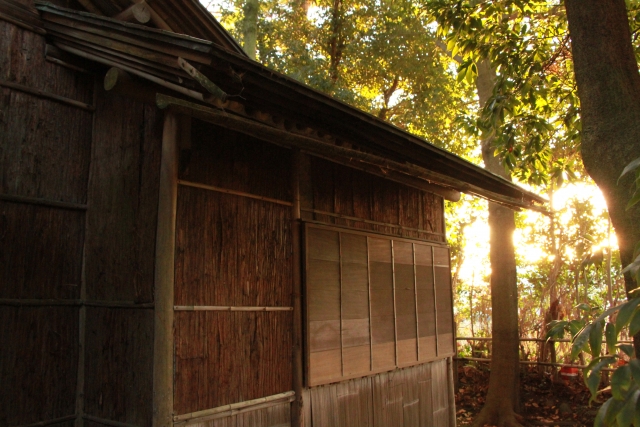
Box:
455;362;607;426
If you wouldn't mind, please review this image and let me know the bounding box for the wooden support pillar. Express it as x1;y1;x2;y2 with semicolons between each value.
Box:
291;149;304;427
153;110;179;427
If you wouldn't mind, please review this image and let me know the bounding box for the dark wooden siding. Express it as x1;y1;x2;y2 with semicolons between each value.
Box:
0;306;79;426
0;18;92;427
85;90;162;303
84;307;154;426
306;158;445;242
174;122;293;416
81;89;162;426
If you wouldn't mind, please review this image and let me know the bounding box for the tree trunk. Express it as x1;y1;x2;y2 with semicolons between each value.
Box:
471;60;523;427
564;0;640;355
242;0;259;60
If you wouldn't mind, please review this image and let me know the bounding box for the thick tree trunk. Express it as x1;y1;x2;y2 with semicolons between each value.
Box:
564;0;640;354
472;60;522;427
242;0;259;60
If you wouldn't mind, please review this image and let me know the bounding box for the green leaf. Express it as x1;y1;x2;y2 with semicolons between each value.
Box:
590;320;604;357
629;309;640;336
617;344;636;358
605;398;627;427
616;298;640;334
629;359;640;382
617;388;640;427
611;365;632;400
594;399;611;427
618;156;640;182
625;191;640;210
585;357;616;398
605;322;617;354
572;324;592;359
568;319;585;336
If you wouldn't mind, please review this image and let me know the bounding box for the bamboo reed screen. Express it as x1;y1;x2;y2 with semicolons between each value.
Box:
305;224;454;386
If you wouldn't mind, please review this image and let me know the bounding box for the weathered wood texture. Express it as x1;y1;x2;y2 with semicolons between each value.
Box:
0;306;79;426
174;311;293;414
181;401;291;427
85;89;163;302
0;25;93;204
181;121;292;202
308;158;445;242
0;201;85;299
307;359;451;427
84;307;154;426
174;121;294;416
305;224;454;386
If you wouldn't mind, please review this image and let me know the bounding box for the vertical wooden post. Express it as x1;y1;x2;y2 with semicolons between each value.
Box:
291;149;304;427
153;110;179;427
447;356;457;427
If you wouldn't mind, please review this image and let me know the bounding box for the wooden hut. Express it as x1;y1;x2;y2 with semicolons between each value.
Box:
0;2;545;427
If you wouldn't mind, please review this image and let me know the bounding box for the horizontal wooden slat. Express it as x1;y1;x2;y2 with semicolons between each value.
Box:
174;305;293;311
309;320;340;352
178;180;292;207
0;79;94;111
342;345;371;377
0;193;87;210
309;349;341;385
342;318;370;348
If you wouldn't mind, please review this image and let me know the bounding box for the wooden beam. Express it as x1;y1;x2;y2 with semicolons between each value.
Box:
174;305;293;311
153;111;179;427
156;95;548;212
113;1;150;24
177;57;227;102
132;0;172;31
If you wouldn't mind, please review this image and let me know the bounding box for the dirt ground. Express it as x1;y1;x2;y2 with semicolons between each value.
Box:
455;362;607;426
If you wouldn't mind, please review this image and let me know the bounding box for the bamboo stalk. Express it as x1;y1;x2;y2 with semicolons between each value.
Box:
455;356;617;372
178;180;293;207
153;110;179;427
173;391;296;422
0;79;93;111
174;305;292;311
301;208;446;237
339;232;344;377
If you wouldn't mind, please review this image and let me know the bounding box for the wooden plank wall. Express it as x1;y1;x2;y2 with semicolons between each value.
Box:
307;358;452;427
180;402;290;427
1;8;162;426
173;122;293;419
0;14;91;426
83;89;162;426
306;157;445;243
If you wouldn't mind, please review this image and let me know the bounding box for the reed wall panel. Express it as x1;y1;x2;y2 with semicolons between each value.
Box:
307;361;451;427
0;201;84;299
85;91;162;302
174;187;292;307
0;306;78;426
84;307;154;427
182;121;291;202
174;311;293;415
308;158;444;242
